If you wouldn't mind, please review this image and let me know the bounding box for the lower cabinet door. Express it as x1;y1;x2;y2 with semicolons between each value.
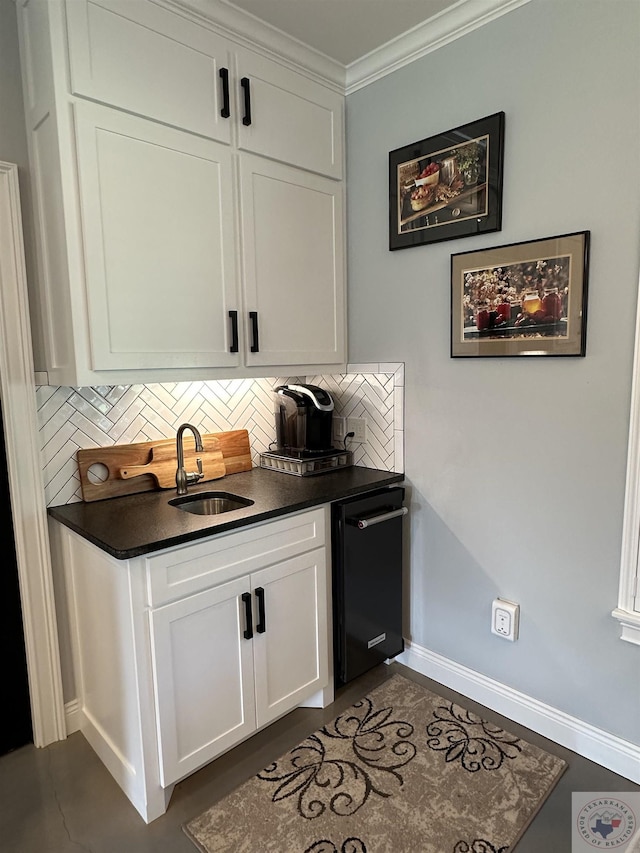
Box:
149;576;256;786
252;547;328;728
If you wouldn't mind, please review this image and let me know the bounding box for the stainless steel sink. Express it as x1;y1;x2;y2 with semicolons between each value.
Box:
169;491;254;516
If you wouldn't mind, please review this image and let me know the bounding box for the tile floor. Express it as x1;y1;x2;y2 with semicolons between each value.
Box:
1;662;638;852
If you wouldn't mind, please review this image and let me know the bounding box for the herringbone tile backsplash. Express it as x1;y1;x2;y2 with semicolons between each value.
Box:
38;364;404;506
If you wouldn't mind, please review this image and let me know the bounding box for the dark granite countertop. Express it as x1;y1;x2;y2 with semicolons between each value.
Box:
48;466;404;560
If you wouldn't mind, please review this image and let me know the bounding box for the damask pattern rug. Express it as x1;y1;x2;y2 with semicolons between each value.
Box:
184;674;566;853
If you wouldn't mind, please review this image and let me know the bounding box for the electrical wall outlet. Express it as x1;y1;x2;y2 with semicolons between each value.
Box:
346;417;367;443
491;598;520;641
333;416;346;442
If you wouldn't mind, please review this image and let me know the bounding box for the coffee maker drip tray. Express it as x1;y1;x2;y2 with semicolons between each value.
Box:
259;449;353;477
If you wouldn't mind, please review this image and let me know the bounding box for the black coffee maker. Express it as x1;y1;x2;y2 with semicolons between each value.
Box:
273;384;335;457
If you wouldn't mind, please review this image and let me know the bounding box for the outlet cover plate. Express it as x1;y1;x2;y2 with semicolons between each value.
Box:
346;416;367;443
491;598;519;641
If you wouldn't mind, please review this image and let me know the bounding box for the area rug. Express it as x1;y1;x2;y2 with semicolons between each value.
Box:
184;674;567;853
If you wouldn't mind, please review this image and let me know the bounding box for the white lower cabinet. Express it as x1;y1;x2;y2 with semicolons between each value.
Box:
150;547;328;787
150;575;257;789
52;506;332;823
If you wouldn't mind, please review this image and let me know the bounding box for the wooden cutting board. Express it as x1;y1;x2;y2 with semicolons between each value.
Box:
77;429;252;502
119;435;225;488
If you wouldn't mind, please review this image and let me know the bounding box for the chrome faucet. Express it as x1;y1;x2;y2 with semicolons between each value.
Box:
175;423;204;495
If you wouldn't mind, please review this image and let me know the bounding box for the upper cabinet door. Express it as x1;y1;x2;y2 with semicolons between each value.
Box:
239;155;345;368
74;102;240;371
234;47;344;180
65;0;232;144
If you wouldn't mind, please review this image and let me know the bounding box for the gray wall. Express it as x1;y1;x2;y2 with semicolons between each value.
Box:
346;0;640;743
0;0;42;367
2;0;639;745
0;0;27;164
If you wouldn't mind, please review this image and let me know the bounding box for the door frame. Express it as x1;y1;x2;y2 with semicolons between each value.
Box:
0;161;65;746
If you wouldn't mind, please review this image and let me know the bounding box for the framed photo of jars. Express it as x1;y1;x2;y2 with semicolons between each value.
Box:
389;112;505;250
450;231;590;357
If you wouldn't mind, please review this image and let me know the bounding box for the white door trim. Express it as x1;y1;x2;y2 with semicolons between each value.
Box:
613;271;640;645
0;161;65;746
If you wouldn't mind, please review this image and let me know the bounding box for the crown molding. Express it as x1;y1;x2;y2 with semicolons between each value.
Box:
345;0;532;95
156;0;346;91
156;0;531;96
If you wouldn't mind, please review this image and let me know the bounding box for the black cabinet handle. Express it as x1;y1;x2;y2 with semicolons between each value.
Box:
255;587;266;634
240;76;252;126
249;311;259;352
219;67;230;118
229;310;239;353
242;592;253;640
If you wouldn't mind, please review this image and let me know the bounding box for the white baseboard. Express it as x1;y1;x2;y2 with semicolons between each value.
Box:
65;699;81;736
66;645;639;784
397;641;640;784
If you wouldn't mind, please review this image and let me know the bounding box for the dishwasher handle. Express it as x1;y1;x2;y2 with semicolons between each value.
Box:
347;506;408;529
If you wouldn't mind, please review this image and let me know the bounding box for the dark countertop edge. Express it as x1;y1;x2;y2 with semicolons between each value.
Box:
49;469;404;560
56;507;289;560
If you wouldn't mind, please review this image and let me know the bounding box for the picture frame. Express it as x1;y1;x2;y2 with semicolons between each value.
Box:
389;112;505;251
450;231;590;358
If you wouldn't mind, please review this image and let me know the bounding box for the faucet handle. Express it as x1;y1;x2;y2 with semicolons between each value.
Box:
185;457;204;486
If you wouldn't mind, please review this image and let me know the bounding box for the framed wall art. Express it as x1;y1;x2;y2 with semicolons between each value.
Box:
389;112;505;251
450;231;590;358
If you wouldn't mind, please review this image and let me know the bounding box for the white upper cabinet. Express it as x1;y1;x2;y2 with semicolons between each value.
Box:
74;102;239;370
16;0;346;386
234;47;343;180
240;155;344;367
64;1;343;177
65;0;232;144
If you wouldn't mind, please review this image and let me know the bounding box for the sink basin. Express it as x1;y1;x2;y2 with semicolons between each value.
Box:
169;491;254;516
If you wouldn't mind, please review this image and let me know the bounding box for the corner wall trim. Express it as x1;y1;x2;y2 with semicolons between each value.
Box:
397;641;640;784
0;162;66;746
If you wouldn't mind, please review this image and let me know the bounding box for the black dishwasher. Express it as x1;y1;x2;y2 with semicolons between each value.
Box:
332;486;406;686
